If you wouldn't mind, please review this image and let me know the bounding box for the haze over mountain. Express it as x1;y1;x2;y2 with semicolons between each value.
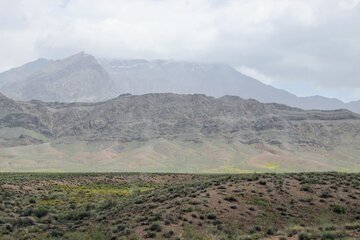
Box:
1;53;360;113
0;92;360;172
0;52;115;102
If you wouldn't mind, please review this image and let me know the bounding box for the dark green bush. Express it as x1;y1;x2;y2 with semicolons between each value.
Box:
224;195;237;202
33;207;49;218
64;210;91;221
332;204;346;214
298;232;311;240
149;223;162;232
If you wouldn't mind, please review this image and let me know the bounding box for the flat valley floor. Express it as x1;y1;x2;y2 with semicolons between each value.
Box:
0;172;360;240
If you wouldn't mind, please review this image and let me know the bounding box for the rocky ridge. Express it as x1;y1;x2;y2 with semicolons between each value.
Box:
1;93;359;150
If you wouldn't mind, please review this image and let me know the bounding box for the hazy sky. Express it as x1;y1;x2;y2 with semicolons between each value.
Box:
1;0;360;102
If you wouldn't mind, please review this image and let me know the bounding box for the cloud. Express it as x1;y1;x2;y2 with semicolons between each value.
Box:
238;66;273;85
1;0;360;101
339;0;360;9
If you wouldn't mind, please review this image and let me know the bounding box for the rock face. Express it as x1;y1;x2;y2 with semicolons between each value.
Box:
1;92;359;150
0;92;23;118
0;52;115;102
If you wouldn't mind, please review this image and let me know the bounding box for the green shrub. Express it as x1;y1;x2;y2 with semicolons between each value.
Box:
320;231;345;240
300;184;311;192
298;232;311;240
162;230;174;238
332;204;346;214
145;231;156;238
224;195;237;202
149;223;162;232
207;213;217;220
64;210;91;221
33;207;49;218
49;229;64;237
15;217;36;227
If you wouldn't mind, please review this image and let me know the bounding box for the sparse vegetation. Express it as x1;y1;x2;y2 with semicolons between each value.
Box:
0;172;360;239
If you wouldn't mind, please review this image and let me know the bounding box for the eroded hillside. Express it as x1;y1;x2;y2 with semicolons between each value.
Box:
1;93;360;172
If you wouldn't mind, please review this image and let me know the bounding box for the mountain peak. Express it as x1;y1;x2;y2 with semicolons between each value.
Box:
0;52;114;102
61;51;95;62
73;51;91;58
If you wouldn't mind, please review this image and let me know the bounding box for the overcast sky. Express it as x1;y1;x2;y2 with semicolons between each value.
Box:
1;0;360;102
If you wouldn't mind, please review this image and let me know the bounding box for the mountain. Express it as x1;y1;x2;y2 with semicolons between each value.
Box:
1;92;360;172
100;59;360;112
0;58;50;89
100;59;297;102
1;52;360;113
348;100;360;113
296;95;347;110
0;52;115;102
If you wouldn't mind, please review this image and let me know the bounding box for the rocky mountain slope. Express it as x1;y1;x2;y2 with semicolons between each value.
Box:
0;52;115;102
0;93;360;172
1;92;359;144
0;58;50;89
101;58;360;112
1;53;360;113
101;59;349;111
100;59;298;104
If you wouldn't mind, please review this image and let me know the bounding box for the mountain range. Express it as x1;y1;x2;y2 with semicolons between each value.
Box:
1;52;360;113
0;92;360;172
